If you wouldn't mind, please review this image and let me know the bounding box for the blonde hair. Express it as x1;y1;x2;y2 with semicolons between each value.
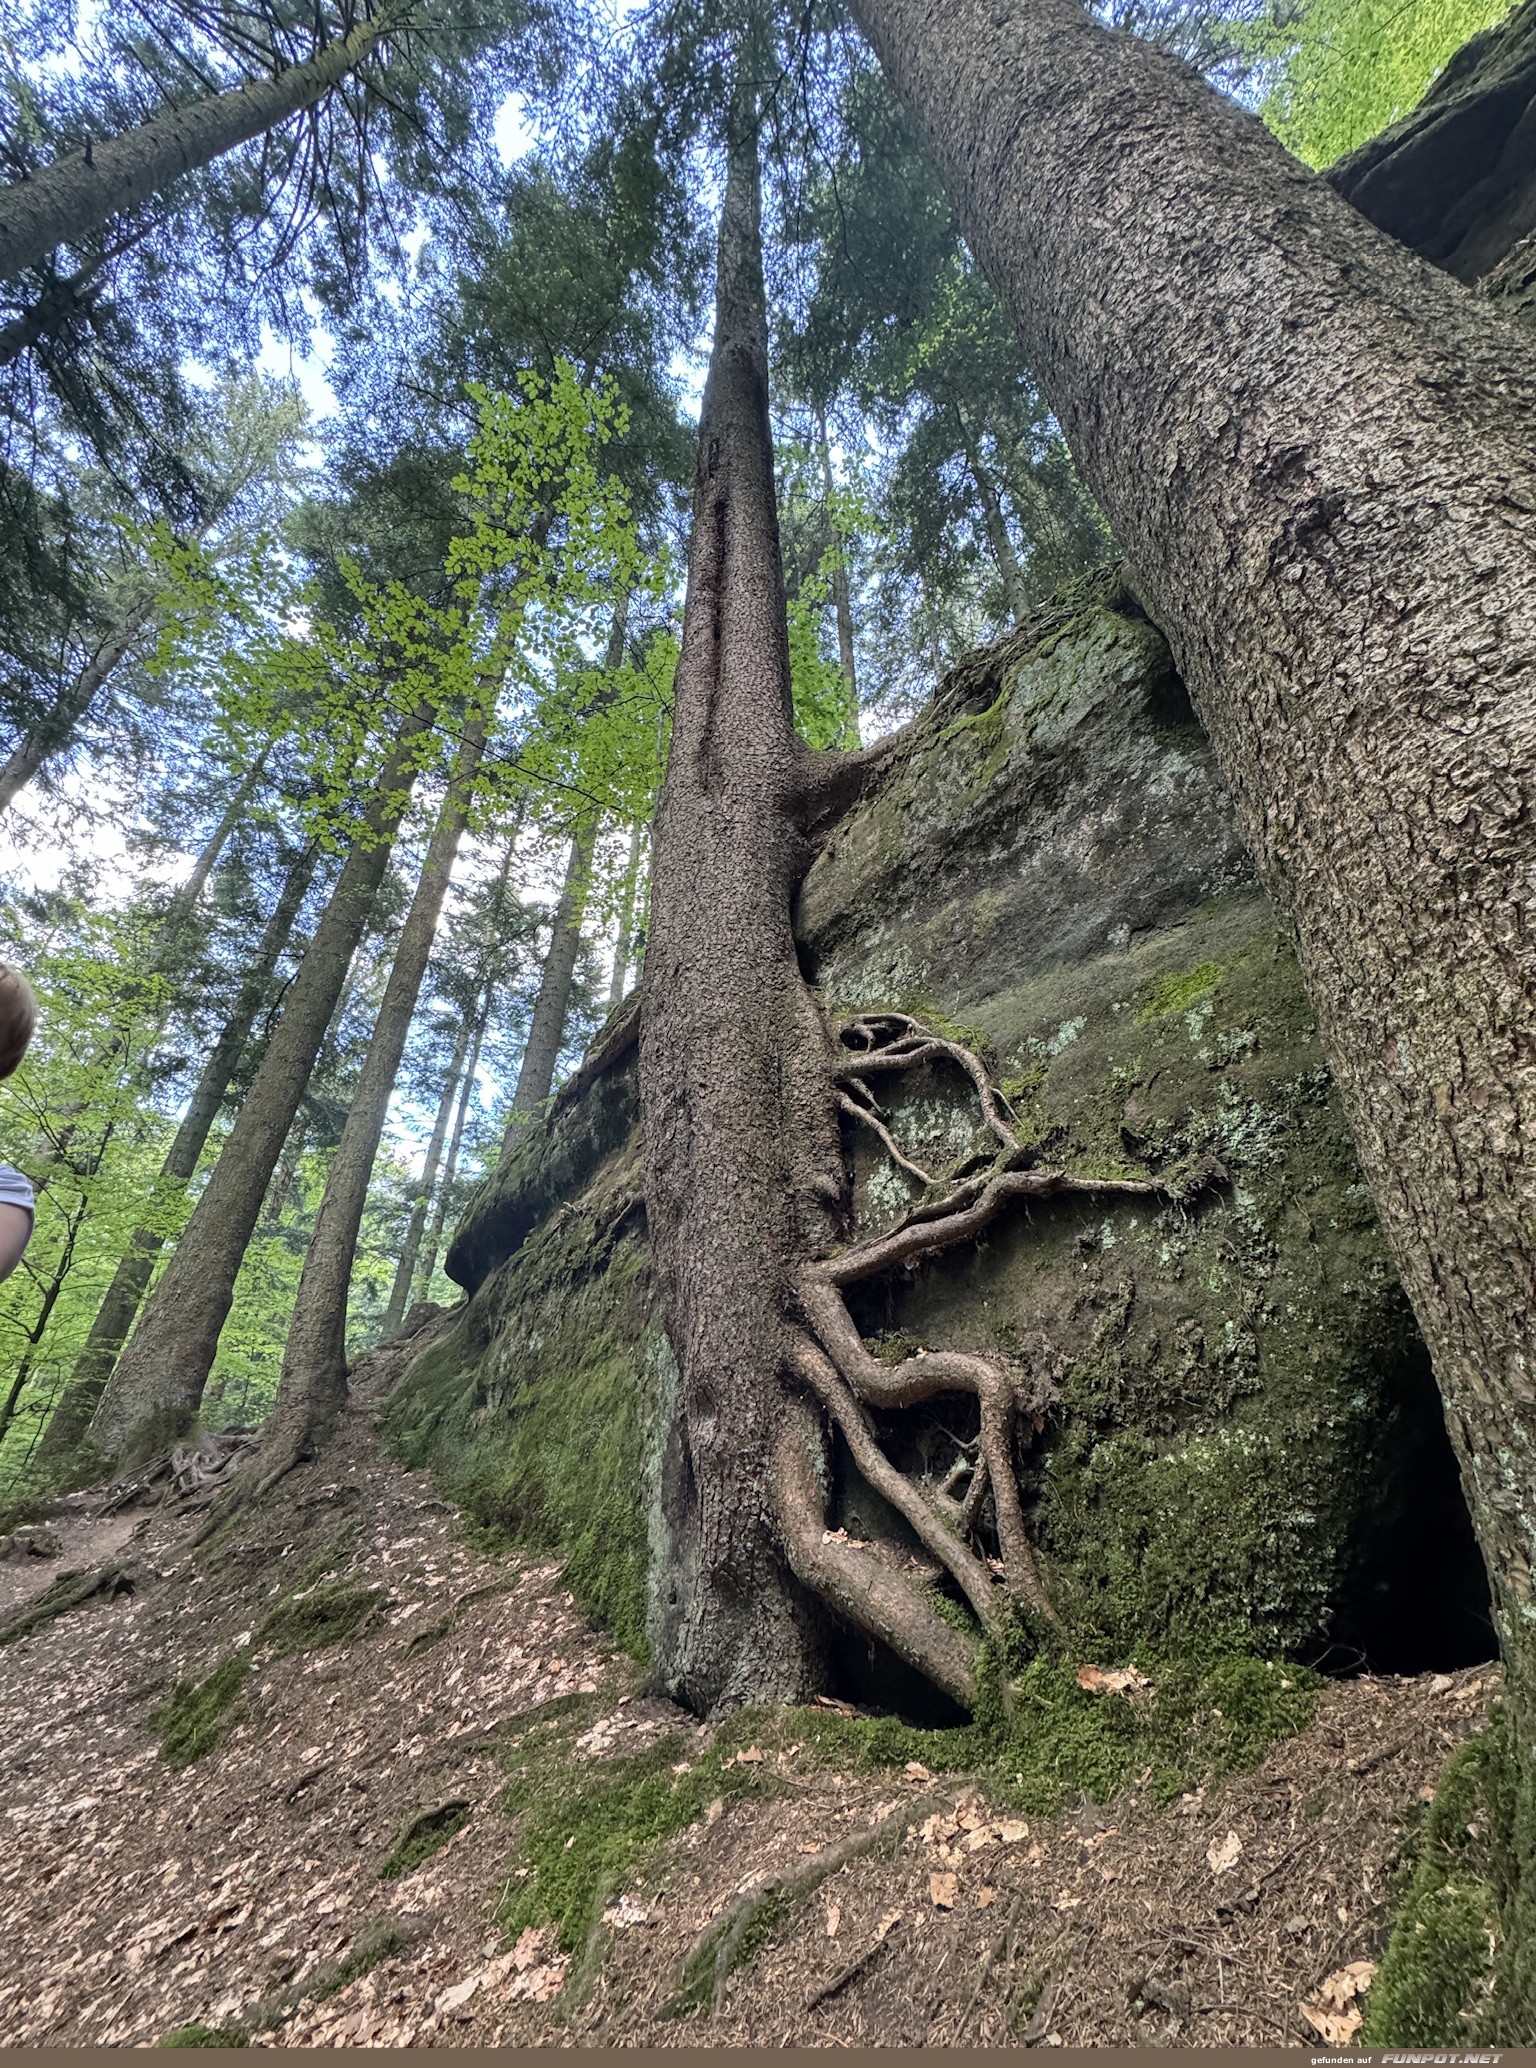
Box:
0;966;36;1080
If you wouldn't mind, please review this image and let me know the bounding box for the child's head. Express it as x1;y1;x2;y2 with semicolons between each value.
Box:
0;966;36;1081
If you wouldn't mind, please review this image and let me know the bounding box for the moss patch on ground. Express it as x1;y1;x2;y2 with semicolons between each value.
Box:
156;2023;249;2047
378;1800;472;1880
149;1654;249;1766
498;1700;773;1955
255;1581;384;1657
795;1650;1319;1814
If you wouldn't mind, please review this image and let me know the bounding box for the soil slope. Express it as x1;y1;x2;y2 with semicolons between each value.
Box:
0;1383;1493;2049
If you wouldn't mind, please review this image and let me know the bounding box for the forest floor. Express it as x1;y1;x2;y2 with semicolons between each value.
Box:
0;1366;1496;2049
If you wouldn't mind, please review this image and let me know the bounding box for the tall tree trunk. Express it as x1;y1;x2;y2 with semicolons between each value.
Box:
382;827;517;1337
0;594;155;813
639;107;850;1712
158;751;272;936
252;696;493;1477
606;819;645;1009
380;1015;471;1339
34;837;321;1469
83;709;433;1468
847;0;1536;1712
0;7;396;283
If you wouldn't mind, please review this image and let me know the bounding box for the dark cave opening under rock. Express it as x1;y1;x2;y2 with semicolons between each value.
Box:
1323;1342;1495;1678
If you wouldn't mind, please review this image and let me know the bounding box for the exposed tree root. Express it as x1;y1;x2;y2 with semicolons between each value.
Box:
773;1008;1192;1695
0;1561;136;1647
672;1783;948;2014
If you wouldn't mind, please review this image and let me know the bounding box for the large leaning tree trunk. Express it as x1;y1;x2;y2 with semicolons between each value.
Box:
845;0;1536;1707
640;97;1155;1715
230;691;496;1503
0;4;401;285
81;709;434;1471
34;836;322;1469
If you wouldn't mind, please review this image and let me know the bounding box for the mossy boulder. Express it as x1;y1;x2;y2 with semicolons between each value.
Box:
384;571;1485;1680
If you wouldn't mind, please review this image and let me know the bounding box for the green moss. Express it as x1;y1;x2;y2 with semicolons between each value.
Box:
790;1652;1319;1815
497;1702;774;1955
1135;961;1223;1022
149;1654;249;1766
256;1581;384;1656
157;2023;248;2047
378;1800;471;1880
1363;1711;1533;2044
383;1211;654;1659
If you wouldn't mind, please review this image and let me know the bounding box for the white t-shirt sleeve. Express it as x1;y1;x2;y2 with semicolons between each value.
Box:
0;1166;35;1220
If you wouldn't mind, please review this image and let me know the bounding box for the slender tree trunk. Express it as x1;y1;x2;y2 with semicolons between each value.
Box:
83;708;434;1467
606;820;644;1009
817;412;859;729
255;696;492;1473
159;752;271;934
380;1018;470;1339
848;0;1536;1706
956;404;1028;621
504;815;597;1129
0;7;397;283
0;1196;87;1450
503;601;630;1131
35;837;321;1468
416;1004;488;1297
0;595;155;813
382;827;517;1337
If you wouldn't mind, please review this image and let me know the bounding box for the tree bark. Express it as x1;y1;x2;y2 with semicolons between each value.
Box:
253;697;492;1474
846;0;1536;1709
818;413;860;733
34;836;321;1468
416;1003;485;1296
83;708;433;1467
0;7;396;283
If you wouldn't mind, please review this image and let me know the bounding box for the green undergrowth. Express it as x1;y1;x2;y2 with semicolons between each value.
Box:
1363;1708;1536;2044
379;1799;472;1880
156;2023;249;2047
496;1653;1318;1970
255;1581;385;1656
150;1654;249;1765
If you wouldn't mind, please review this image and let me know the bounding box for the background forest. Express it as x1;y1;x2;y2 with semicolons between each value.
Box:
0;0;1505;1480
